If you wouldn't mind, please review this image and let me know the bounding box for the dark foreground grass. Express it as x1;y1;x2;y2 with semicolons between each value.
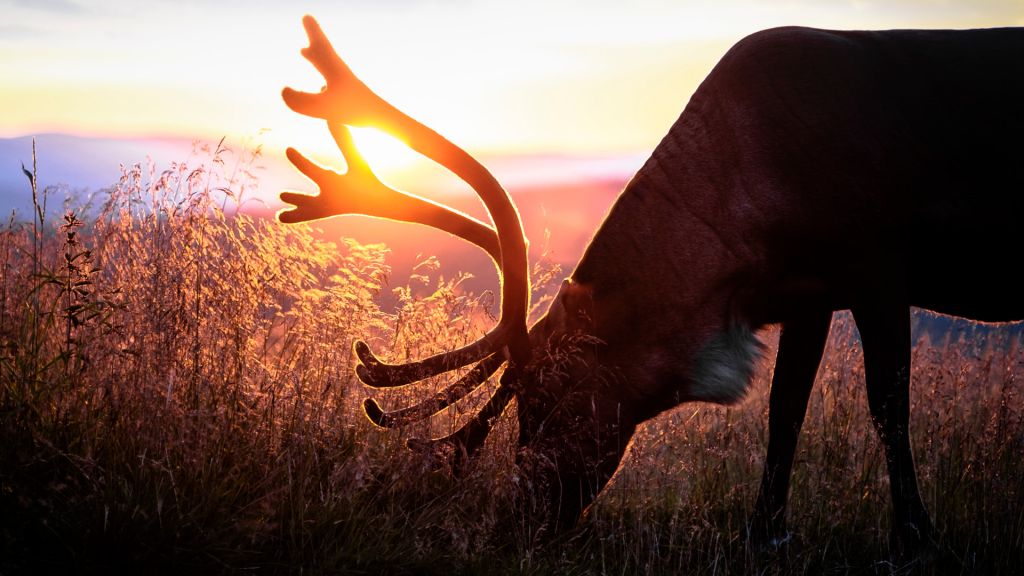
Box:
1;151;1022;574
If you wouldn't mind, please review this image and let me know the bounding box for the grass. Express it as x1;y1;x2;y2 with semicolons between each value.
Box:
1;145;1022;574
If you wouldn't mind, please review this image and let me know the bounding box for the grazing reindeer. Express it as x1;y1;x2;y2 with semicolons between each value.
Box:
278;16;1024;553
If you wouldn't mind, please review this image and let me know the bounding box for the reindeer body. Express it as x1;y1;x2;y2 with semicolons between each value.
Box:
548;26;1024;547
279;19;1024;555
572;25;1024;416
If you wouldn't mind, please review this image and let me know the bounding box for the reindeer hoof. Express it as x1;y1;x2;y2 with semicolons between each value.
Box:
746;516;793;555
890;519;938;565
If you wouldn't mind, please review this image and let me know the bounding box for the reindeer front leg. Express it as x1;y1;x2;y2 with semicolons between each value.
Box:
852;302;934;558
749;309;831;549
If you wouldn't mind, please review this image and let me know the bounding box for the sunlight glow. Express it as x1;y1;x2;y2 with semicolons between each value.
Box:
348;127;419;173
274;121;429;189
1;1;1021;155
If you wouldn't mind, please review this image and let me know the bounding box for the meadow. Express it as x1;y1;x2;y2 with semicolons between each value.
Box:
1;147;1022;575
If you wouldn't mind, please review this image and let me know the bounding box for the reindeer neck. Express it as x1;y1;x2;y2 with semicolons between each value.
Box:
565;94;771;413
574;91;760;321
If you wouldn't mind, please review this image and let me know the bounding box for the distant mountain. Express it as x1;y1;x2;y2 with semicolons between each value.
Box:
0;134;205;217
0;132;644;219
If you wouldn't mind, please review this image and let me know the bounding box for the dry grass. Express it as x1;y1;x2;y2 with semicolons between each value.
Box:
1;146;1021;574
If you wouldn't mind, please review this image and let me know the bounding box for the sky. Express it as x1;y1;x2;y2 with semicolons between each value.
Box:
2;0;1022;166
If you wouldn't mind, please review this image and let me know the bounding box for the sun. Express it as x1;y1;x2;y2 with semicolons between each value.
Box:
347;126;418;174
271;122;427;194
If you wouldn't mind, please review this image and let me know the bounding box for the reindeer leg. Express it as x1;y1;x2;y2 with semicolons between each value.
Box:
852;303;934;558
749;310;832;549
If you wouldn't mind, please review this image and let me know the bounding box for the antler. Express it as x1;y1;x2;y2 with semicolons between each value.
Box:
279;122;501;263
363;350;507;428
406;380;515;473
279;15;530;458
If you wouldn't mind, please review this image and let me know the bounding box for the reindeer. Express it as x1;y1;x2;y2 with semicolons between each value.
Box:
278;16;1024;553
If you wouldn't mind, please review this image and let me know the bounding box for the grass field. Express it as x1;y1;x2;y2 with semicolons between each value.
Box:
1;150;1022;574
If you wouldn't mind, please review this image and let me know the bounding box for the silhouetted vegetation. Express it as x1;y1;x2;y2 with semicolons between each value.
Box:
1;149;1021;574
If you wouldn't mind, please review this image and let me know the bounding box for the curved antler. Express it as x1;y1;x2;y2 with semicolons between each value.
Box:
279;15;529;446
363;350;506;427
406;378;516;471
279;122;502;263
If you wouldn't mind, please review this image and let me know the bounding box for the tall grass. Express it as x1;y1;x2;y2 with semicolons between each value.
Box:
1;146;1021;574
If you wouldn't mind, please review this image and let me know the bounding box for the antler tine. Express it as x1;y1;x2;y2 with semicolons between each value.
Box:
406;382;515;472
353;323;511;387
363;350;506;427
282;15;532;388
279;123;502;263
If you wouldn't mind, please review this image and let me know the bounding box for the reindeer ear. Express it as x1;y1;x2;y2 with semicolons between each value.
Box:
553;279;594;332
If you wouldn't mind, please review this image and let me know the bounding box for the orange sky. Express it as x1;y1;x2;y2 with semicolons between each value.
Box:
3;0;1022;169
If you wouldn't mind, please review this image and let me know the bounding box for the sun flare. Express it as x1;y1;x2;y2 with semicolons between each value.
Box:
347;127;418;174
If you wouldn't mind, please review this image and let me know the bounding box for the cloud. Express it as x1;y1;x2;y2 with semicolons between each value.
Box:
1;0;84;12
0;24;39;40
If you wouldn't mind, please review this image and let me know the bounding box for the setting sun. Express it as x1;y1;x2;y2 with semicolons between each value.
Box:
347;127;418;173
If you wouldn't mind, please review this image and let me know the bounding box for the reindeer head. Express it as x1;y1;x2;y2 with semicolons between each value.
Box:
278;16;635;528
513;279;640;527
